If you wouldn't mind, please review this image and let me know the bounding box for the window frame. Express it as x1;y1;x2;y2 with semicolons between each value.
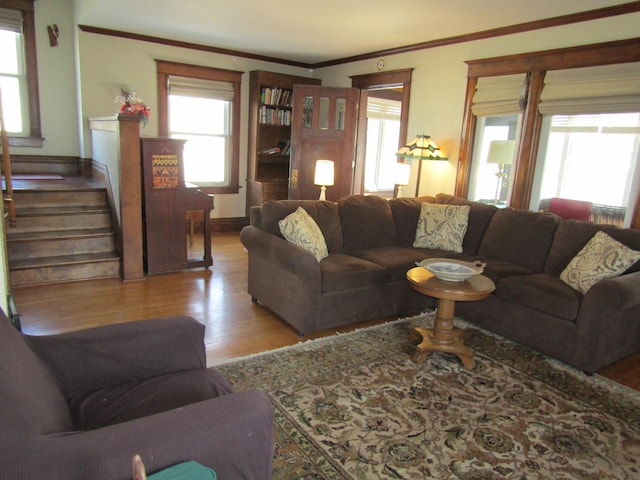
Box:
156;60;242;194
0;0;42;147
457;38;640;229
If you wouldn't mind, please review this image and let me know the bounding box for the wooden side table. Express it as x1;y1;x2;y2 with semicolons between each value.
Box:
406;266;495;369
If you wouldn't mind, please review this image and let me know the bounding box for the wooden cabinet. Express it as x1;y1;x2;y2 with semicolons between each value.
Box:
246;70;320;214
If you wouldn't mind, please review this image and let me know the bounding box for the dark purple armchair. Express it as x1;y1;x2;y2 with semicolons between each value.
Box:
0;311;274;479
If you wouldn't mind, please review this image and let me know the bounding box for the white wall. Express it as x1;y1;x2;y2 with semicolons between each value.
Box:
8;0;81;157
315;13;640;197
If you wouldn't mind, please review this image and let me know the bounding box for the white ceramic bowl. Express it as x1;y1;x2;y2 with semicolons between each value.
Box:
417;258;485;282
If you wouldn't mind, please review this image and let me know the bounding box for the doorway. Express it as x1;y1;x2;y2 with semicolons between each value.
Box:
351;69;412;197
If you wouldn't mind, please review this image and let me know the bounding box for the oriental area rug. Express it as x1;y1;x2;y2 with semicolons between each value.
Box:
216;313;640;479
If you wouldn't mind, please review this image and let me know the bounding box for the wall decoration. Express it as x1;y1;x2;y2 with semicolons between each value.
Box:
151;155;179;188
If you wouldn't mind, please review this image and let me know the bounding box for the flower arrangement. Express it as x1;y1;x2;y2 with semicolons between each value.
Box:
115;89;151;126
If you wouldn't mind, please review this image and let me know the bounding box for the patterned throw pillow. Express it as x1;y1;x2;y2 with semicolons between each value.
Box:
560;231;640;294
278;207;329;262
413;203;470;253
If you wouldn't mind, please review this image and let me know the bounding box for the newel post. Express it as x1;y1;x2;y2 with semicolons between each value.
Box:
118;114;145;281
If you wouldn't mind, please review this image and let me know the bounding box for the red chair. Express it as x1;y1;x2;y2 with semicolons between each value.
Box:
548;197;592;221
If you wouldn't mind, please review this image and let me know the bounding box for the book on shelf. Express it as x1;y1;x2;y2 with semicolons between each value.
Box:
259;146;282;155
277;140;291;156
259;106;292;126
260;87;292;107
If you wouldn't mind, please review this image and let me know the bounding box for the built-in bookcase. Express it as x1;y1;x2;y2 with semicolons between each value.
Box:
246;71;320;215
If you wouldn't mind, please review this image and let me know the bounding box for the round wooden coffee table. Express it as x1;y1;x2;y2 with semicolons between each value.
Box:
406;266;495;369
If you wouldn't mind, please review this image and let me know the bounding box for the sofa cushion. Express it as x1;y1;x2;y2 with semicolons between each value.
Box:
350;246;428;282
545;220;640;276
389;196;435;247
338;195;396;253
320;253;388;292
496;273;582;321
278;207;328;262
474;257;532;284
478;207;559;272
559;231;640;294
261;200;343;253
435;193;498;254
413;203;469;253
70;368;235;430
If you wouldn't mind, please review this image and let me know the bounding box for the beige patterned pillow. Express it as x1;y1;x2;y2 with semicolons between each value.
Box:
413;203;470;253
560;231;640;294
278;207;328;262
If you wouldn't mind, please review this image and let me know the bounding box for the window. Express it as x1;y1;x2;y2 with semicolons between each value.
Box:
532;113;640;226
157;61;241;194
364;95;401;194
468;114;521;206
466;74;525;206
458;39;640;229
0;1;41;146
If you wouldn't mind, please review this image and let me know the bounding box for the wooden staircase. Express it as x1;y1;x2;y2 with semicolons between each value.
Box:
6;177;121;287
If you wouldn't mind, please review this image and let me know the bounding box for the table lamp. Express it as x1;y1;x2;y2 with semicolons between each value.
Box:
396;134;448;197
486;140;515;205
314;160;334;200
393;162;411;198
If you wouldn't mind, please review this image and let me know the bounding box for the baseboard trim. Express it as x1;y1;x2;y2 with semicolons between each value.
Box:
211;217;248;232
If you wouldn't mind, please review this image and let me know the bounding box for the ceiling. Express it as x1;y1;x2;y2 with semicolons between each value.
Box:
74;0;637;66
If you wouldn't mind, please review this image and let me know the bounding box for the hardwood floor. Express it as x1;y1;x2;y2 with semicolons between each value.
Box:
12;231;640;391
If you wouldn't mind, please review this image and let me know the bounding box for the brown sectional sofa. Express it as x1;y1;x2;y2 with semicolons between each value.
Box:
240;193;640;373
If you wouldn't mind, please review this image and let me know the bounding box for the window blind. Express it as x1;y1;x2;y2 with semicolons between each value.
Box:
0;7;22;33
539;62;640;115
367;97;401;121
471;73;527;116
168;76;234;101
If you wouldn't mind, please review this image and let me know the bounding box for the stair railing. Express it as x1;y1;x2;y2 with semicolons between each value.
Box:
0;87;16;228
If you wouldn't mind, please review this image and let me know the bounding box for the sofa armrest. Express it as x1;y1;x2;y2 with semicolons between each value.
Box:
26;316;206;398
240;225;321;283
582;270;640;311
572;271;640;372
1;389;274;480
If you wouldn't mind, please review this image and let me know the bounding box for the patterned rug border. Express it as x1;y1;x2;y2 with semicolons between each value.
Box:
211;315;417;367
214;311;640;405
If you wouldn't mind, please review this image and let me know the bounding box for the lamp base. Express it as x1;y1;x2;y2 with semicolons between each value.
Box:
319;185;326;201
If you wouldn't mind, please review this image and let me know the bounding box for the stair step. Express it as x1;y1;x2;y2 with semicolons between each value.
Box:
11;206;111;233
12;189;108;209
10;253;121;287
10;252;121;270
7;228;117;260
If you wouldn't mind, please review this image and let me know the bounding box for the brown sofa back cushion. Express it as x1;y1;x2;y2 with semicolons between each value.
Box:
338;195;396;253
478;207;560;272
260;200;343;253
388;196;435;247
0;312;73;435
545;220;640;276
436;193;498;254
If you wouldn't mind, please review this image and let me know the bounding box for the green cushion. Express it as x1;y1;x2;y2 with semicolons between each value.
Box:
149;461;217;480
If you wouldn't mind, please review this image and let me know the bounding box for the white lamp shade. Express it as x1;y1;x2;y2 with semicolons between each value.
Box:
314;160;334;186
486;140;515;165
394;162;411;186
